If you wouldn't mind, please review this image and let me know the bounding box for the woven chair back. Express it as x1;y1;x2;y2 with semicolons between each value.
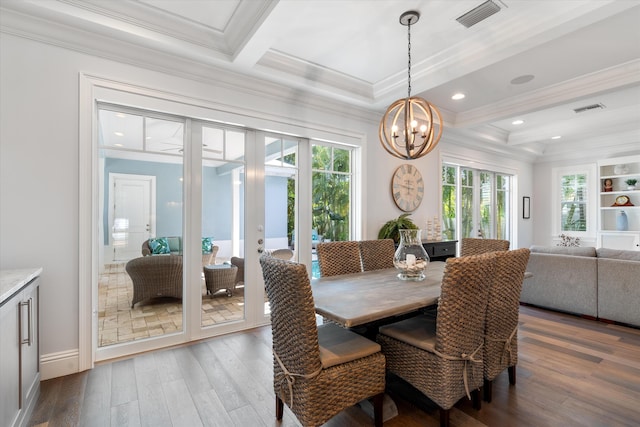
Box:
460;238;510;257
126;255;183;307
484;248;530;379
230;257;244;284
359;239;396;271
435;252;496;356
316;241;362;277
259;256;322;377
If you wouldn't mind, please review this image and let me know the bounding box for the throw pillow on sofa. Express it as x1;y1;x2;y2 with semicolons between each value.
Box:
202;237;214;254
149;237;170;254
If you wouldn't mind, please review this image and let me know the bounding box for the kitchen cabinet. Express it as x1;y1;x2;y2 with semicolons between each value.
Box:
0;270;41;427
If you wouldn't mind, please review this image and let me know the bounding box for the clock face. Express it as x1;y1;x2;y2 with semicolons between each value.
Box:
392;164;424;212
615;195;630;205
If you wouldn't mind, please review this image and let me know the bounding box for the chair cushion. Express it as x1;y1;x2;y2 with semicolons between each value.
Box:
317;323;381;369
149;237;170;254
202;237;213;254
166;236;182;253
378;315;437;352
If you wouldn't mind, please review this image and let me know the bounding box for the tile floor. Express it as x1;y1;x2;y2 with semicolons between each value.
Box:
98;263;246;347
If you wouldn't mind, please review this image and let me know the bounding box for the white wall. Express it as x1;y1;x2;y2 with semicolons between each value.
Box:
1;32;537;379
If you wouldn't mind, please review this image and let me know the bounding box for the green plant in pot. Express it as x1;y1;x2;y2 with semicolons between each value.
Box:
625;178;637;190
378;213;418;244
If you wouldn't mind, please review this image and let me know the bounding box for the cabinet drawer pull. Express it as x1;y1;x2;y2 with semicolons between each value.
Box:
19;298;33;346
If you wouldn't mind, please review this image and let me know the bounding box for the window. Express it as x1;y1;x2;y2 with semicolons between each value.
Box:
442;163;512;241
560;173;587;232
311;143;354;242
552;164;596;238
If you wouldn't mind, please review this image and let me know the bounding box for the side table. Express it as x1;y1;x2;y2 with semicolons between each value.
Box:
422;240;457;262
204;264;238;297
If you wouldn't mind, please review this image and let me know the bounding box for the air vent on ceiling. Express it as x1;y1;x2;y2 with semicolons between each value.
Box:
456;0;501;28
573;103;606;113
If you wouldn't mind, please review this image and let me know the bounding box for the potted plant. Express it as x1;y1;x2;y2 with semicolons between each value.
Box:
625;178;637;190
378;213;418;244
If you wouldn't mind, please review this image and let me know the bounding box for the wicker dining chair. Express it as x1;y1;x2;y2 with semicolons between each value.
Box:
359;239;396;271
483;248;530;402
316;241;363;277
460;238;510;257
259;255;385;427
377;252;496;427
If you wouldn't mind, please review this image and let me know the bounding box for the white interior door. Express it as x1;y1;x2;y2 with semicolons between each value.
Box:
109;173;156;261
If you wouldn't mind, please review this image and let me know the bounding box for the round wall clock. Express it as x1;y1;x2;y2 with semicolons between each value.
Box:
391;164;424;212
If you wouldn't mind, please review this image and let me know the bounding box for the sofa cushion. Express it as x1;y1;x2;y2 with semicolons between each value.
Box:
166;236;182;253
529;245;596;257
596;248;640;261
202;237;213;254
149;237;170;254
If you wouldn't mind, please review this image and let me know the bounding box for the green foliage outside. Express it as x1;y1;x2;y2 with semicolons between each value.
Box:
561;174;587;232
312;146;351;242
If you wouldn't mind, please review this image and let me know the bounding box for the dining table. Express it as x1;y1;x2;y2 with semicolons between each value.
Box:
311;261;446;329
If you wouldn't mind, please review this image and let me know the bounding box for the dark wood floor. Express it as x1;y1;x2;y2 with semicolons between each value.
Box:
29;305;640;427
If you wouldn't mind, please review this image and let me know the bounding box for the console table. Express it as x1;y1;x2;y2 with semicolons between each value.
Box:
422;240;457;262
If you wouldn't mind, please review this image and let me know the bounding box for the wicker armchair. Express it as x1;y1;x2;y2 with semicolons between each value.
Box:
230;256;244;285
377;252;496;427
316;241;362;277
259;256;385;427
126;255;183;308
483;248;530;402
359;239;396;271
460;238;510;257
269;248;294;260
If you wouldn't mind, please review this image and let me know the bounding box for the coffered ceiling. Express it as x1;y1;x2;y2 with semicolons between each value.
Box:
2;0;639;160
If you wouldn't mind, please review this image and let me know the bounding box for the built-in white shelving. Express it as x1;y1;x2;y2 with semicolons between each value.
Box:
598;155;640;251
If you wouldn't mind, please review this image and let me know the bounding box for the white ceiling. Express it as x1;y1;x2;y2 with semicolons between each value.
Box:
2;0;640;160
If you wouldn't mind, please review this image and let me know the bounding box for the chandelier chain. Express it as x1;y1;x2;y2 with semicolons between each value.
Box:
407;16;412;98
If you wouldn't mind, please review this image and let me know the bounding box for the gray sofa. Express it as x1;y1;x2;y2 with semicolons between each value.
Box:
521;246;640;328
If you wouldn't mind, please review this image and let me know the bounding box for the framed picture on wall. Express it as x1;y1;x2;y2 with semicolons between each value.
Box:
523;196;531;219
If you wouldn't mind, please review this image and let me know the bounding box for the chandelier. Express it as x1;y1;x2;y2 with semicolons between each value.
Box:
379;11;443;160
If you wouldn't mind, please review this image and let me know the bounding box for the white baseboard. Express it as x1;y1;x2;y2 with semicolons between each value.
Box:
40;349;80;380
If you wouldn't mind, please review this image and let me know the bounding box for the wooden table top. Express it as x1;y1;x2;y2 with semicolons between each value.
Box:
311;262;446;328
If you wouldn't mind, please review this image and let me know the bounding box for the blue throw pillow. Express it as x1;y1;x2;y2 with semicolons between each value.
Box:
149;237;170;254
202;237;213;254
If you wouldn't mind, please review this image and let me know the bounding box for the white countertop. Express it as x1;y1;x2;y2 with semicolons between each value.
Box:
0;268;43;305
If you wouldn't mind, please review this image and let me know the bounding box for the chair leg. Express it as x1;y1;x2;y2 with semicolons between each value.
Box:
472;388;482;410
508;365;516;385
372;393;384;427
439;408;450;427
275;396;284;420
483;378;493;402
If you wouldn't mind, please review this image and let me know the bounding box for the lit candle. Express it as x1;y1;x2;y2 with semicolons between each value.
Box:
410;120;418;132
391;125;398;137
406;254;416;266
420;124;427;136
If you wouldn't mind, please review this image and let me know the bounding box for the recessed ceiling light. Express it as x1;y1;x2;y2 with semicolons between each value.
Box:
510;74;535;85
115;113;126;118
512;119;524;125
114;143;123;147
451;93;466;100
551;135;562;140
114;132;124;137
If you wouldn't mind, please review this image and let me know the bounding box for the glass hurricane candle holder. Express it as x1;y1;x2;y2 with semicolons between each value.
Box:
394;229;430;281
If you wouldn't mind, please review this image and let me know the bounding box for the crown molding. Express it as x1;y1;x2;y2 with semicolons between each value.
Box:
455;59;640;128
